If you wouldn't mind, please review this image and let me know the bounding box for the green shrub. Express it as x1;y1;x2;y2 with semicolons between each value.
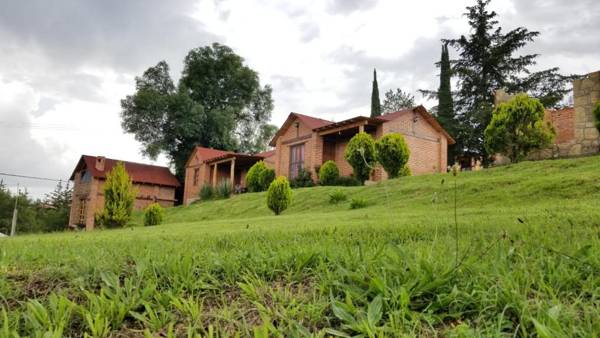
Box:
246;161;268;192
216;180;232;199
399;165;411;177
97;162;137;228
260;168;276;191
593;101;600;133
328;190;347;204
334;176;361;186
199;185;214;201
267;176;292;215
349;197;368;209
484;93;555;162
375;133;410;178
143;203;164;226
319;160;340;185
290;168;314;188
344;132;376;184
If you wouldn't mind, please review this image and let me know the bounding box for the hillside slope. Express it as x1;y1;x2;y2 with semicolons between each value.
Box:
2;156;599;336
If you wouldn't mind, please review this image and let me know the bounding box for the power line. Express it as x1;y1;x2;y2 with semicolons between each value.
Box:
0;172;67;182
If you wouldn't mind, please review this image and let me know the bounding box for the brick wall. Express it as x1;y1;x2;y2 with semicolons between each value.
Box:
275;117;318;179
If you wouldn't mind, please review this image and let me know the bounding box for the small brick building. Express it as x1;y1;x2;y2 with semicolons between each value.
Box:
69;155;180;230
182;106;454;204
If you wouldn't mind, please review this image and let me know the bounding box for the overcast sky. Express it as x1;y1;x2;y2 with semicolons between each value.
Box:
0;0;599;198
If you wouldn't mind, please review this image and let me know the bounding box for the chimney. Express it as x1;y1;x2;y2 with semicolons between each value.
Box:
95;156;105;171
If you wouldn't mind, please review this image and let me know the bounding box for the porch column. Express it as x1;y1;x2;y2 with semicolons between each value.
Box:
358;124;365;133
230;158;236;186
212;163;217;186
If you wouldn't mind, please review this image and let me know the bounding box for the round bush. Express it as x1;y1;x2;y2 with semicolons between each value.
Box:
344;132;376;184
246;161;268;192
267;176;292;215
319;160;340;185
260;168;276;191
399;165;411;177
143;203;164;226
375;133;410;178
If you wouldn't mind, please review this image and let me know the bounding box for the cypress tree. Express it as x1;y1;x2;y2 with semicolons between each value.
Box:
371;69;382;117
437;43;457;163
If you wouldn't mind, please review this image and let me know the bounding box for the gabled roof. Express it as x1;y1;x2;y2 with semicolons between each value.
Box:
69;155;180;187
185;146;233;167
377;106;456;144
313;116;383;132
269;112;333;146
255;149;275;158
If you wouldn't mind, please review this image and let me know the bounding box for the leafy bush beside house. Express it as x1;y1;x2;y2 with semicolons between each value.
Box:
246;161;268;192
216;180;232;199
319;161;340;185
375;133;410;178
199;185;214;201
484;94;555;163
260;168;276;191
97;162;137;228
290;168;314;188
344;132;376;184
143;203;164;226
267;176;292;215
593;101;600;133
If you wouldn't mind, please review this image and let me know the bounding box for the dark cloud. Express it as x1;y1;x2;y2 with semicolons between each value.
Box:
327;0;378;15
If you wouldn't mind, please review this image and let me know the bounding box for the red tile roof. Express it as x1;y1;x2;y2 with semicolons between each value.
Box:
255;149;275;158
292;113;333;129
194;147;233;162
69;155;180;187
377;106;456;144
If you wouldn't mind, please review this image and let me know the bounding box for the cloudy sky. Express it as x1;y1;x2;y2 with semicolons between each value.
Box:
0;0;598;198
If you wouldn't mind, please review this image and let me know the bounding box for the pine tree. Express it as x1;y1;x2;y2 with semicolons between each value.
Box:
98;162;137;227
437;43;458;163
371;69;382;117
447;0;573;160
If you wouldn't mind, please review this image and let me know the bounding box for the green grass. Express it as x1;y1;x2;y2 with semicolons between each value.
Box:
1;156;600;337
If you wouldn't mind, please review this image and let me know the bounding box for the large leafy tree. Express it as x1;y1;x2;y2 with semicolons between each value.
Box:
484;94;555;162
121;43;276;179
446;0;574;159
381;88;415;114
371;69;382;117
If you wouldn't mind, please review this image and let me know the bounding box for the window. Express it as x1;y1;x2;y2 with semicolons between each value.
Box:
78;199;87;225
289;143;305;178
193;168;199;186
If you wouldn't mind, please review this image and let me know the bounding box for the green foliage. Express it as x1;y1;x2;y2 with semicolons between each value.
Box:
246;161;274;192
484;94;555;162
97;162;137;228
344;132;376;184
328;190;347;204
267;176;292;215
399;165;411;177
437;43;459;162
216;180;232;199
445;0;573;159
333;176;362;186
290;168;314;188
593;101;600;133
318;161;340;185
2;155;600;336
121;44;277;180
375;133;410;178
199;185;214;201
381;88;415;114
349;197;368;209
143;203;164;226
370;69;381;117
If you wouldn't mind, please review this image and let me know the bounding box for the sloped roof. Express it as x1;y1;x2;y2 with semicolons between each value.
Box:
269;112;333;146
69;155;180;187
185;146;233;167
377;106;456;144
255;149;275;158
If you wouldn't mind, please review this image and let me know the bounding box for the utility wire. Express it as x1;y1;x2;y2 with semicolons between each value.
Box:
0;172;67;182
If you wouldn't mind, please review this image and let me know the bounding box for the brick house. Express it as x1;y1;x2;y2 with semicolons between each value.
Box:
269;105;454;181
182;105;453;204
69;155;180;230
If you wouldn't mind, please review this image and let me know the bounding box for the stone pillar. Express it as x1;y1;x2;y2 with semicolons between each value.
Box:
230;158;235;186
212;164;217;186
573;71;600;155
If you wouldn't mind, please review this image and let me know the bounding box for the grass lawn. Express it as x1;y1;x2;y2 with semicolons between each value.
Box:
1;156;599;337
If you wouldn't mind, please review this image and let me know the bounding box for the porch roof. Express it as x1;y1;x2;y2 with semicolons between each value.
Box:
204;153;265;166
313;116;383;134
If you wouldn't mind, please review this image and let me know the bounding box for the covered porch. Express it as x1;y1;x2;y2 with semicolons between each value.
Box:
314;117;382;174
205;154;264;191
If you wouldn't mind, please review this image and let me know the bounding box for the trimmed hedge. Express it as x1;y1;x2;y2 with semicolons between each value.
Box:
375;133;410;178
143;203;164;226
267;176;292;215
319;160;339;185
344;132;376;184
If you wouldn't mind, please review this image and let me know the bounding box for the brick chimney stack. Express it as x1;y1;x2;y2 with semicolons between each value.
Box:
95;156;105;171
